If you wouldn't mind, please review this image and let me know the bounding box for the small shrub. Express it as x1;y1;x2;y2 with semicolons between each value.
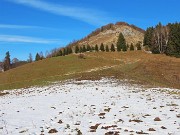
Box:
78;53;85;59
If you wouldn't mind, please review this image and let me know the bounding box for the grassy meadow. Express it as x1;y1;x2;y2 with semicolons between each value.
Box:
0;51;180;90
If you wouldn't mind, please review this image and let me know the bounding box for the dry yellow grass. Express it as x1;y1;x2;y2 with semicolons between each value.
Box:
0;51;179;90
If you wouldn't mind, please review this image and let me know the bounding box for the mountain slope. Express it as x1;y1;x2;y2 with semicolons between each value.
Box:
0;51;179;90
70;22;145;47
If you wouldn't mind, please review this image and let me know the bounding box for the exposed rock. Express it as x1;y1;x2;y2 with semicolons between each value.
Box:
105;131;120;135
101;125;117;130
154;117;161;121
69;22;144;49
161;126;167;129
149;128;156;131
90;124;101;129
48;128;58;133
129;119;143;123
176;114;180;118
136;130;148;134
98;113;106;116
57;120;63;124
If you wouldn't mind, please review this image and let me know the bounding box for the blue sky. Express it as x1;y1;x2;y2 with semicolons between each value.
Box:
0;0;180;61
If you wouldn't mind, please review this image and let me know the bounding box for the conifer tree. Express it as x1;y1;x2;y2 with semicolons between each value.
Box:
126;44;129;50
95;44;99;52
143;27;154;47
80;46;83;53
75;46;79;53
62;48;66;56
92;46;95;51
3;51;11;71
130;43;134;51
136;42;142;50
87;45;91;52
35;53;41;61
166;23;180;57
58;50;63;56
117;33;126;51
100;43;105;52
110;44;115;52
68;47;73;54
65;48;68;55
105;45;109;52
83;45;86;52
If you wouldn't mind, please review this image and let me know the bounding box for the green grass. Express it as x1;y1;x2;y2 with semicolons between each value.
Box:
0;51;180;90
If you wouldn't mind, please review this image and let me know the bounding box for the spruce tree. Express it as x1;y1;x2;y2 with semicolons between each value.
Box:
105;45;109;52
3;51;11;71
95;44;99;52
83;45;86;52
80;47;83;53
117;33;126;51
68;47;73;54
92;46;95;51
62;48;66;56
143;27;154;47
35;53;41;61
65;48;68;55
75;46;79;53
58;50;63;56
122;43;127;51
166;23;180;57
100;43;105;52
126;44;129;50
110;44;115;52
130;43;134;51
87;45;91;52
136;43;142;50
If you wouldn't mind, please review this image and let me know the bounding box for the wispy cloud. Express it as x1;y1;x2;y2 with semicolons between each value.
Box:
0;24;58;31
0;24;41;29
0;35;63;44
9;0;109;26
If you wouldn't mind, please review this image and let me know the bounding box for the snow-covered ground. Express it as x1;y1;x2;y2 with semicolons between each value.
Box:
0;78;180;135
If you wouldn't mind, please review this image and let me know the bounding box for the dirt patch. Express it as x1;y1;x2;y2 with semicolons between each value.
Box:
0;91;9;96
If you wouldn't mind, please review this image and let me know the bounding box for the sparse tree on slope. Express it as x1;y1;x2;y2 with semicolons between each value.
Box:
75;46;79;53
166;23;180;57
80;46;83;53
57;50;63;56
136;42;142;50
68;47;73;54
105;45;109;52
28;53;33;63
95;44;99;52
3;51;11;71
35;53;41;61
62;48;66;56
110;44;115;52
100;43;105;52
143;27;154;48
83;45;86;52
130;43;134;51
87;45;91;52
117;33;126;51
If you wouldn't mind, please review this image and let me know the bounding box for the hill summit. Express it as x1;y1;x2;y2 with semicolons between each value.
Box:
70;22;145;47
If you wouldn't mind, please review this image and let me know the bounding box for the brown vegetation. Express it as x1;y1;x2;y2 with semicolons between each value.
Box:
0;51;179;90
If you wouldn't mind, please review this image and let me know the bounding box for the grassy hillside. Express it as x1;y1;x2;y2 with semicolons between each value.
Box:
0;51;180;90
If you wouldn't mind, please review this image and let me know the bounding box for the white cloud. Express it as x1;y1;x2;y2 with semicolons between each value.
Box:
0;35;62;44
0;24;40;29
9;0;109;26
0;24;58;31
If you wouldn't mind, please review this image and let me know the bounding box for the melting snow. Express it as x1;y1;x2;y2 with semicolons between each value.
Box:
0;78;180;135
